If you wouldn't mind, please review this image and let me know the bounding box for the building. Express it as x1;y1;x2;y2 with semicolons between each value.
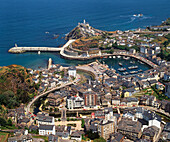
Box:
140;47;148;54
117;118;142;140
142;126;159;142
66;96;84;110
37;114;54;126
98;120;115;140
83;91;97;108
165;83;170;98
70;131;83;141
129;48;136;54
68;66;76;78
110;133;124;142
39;125;55;135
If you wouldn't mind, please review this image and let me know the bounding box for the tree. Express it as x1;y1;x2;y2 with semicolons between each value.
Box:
81;119;85;128
94;137;106;142
7;118;12;126
86;130;99;140
0;117;6;126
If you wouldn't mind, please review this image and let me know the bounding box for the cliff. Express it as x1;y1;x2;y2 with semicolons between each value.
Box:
0;65;37;108
65;26;83;40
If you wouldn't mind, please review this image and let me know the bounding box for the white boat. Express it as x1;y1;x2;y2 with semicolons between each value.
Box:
118;68;126;72
109;56;112;58
45;31;49;34
123;56;130;60
128;66;138;69
113;56;116;58
117;56;121;58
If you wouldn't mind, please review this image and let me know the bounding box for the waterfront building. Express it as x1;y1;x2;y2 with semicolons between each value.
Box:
68;66;76;78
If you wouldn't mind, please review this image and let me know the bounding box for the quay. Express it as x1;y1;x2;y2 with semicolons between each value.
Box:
8;40;75;53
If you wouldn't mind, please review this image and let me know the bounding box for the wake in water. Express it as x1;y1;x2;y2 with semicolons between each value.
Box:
110;14;152;26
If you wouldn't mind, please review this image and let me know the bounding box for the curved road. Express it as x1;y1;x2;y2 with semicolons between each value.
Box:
26;74;80;115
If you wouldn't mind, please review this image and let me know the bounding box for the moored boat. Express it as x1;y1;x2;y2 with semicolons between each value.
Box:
128;66;138;69
118;68;126;72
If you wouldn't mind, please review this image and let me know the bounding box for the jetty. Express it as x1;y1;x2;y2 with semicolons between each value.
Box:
8;40;75;53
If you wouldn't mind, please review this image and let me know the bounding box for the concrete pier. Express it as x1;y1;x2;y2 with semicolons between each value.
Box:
8;40;76;53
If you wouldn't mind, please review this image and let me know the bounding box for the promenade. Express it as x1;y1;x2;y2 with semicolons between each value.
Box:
61;50;158;68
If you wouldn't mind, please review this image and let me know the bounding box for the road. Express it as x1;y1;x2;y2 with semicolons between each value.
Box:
26;74;80;115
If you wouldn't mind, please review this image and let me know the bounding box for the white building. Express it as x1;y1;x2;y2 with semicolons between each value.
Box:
39;125;55;135
67;96;84;110
68;66;76;78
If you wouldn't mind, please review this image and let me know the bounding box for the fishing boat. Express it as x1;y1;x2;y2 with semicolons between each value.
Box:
123;72;129;75
130;71;138;74
138;69;143;72
130;61;135;64
119;63;123;66
128;66;138;70
118;68;126;72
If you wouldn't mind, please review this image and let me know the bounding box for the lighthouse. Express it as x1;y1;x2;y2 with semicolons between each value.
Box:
48;58;52;70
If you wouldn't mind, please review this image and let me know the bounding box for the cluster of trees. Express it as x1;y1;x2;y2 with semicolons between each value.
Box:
158;34;170;61
0;91;19;109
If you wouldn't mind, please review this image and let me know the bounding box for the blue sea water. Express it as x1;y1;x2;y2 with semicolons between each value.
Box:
0;0;169;69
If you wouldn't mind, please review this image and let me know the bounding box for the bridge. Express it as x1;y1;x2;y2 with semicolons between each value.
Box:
26;74;80;115
8;40;75;53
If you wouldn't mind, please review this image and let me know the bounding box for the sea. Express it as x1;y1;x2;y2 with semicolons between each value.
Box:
0;0;170;72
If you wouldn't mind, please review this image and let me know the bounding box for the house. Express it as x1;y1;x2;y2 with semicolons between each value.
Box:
117;118;142;140
98;120;115;140
110;133;124;142
68;66;76;78
142;126;159;142
123;87;137;97
148;79;158;86
37;114;54;126
156;82;164;90
164;72;170;81
165;83;170;98
140;46;148;54
129;48;136;54
143;110;161;129
55;125;71;139
39;125;55;135
70;131;84;141
48;135;58;142
112;96;121;106
8;134;33;142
